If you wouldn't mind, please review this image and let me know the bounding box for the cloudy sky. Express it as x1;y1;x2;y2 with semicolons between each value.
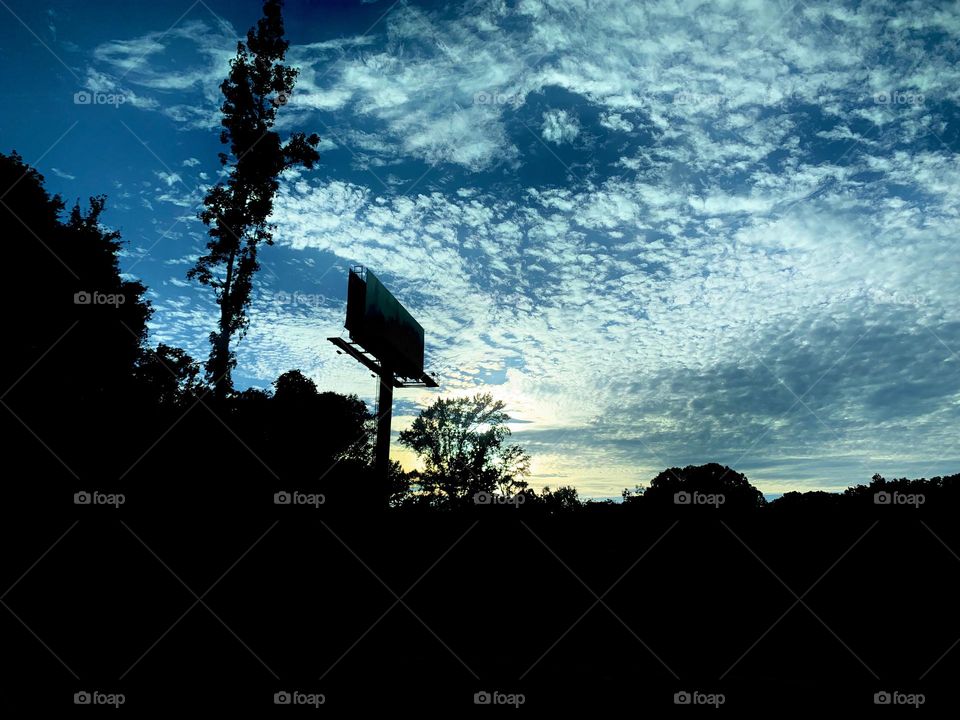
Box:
3;0;959;496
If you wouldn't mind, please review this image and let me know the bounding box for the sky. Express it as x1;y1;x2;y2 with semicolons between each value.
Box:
2;0;959;497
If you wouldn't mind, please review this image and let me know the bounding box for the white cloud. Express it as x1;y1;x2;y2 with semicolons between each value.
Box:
599;112;633;132
155;171;182;188
88;19;236;127
129;0;960;494
541;109;580;145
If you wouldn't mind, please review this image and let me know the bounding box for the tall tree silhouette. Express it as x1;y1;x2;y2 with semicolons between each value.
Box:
188;0;320;401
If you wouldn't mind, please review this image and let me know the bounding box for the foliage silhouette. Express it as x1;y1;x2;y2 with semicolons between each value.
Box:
398;392;531;508
264;369;373;479
528;484;583;512
766;489;844;511
132;343;202;407
1;151;151;414
622;462;767;510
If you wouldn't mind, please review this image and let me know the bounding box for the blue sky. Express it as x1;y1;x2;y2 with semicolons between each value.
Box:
2;0;959;496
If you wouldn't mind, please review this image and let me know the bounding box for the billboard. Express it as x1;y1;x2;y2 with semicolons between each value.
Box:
344;268;425;377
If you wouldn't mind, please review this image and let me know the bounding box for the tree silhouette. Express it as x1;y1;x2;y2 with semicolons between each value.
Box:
188;0;320;402
513;484;584;515
626;462;767;510
537;485;582;512
132;343;201;407
767;489;844;511
272;367;321;400
398;393;531;507
63;197;153;398
1;151;151;410
263;369;374;483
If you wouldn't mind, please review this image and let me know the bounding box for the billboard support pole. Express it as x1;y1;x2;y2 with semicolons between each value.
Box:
374;365;394;500
329;265;438;508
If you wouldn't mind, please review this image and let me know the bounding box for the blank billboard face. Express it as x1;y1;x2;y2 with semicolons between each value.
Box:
345;269;425;377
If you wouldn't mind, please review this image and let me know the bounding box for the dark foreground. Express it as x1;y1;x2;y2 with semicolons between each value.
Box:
2;492;957;713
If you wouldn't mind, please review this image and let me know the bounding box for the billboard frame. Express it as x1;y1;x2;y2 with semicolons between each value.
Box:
327;266;438;504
